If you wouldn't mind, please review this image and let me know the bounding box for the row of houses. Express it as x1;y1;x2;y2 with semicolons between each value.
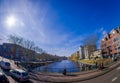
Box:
0;43;65;62
0;43;35;61
69;45;98;60
71;27;120;60
101;27;120;58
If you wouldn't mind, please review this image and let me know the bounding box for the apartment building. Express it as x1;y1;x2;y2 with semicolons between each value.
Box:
84;45;97;59
0;43;35;61
78;45;97;59
91;49;102;58
79;45;85;59
101;27;120;58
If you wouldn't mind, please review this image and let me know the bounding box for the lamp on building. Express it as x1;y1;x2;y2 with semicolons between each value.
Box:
112;31;115;34
102;39;104;41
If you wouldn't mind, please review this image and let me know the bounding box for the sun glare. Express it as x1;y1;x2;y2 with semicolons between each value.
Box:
6;15;16;27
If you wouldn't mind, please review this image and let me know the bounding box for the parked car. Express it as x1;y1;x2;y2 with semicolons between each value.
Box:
10;69;29;82
0;61;11;70
0;68;9;83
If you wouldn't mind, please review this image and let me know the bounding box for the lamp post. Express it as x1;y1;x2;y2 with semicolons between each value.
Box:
0;39;4;61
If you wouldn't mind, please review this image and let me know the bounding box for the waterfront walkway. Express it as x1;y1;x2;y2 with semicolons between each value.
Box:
29;60;120;83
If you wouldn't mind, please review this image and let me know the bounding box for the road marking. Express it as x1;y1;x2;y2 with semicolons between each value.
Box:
116;67;120;70
112;77;118;82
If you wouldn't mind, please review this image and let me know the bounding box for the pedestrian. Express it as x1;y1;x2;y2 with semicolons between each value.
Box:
16;61;19;67
95;62;98;69
89;65;91;70
63;68;67;75
101;62;104;69
98;62;104;70
98;62;101;70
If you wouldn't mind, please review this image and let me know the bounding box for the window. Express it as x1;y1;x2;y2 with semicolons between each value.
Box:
104;43;106;47
115;47;120;50
114;37;119;42
118;47;120;50
105;37;108;41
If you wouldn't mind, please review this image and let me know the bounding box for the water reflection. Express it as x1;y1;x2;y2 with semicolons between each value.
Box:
34;60;81;73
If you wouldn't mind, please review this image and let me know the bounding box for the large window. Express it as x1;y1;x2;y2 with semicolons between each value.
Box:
114;37;119;42
118;47;120;50
115;47;120;50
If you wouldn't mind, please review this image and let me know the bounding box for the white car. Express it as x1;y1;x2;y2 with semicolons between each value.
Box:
10;69;29;82
0;61;11;70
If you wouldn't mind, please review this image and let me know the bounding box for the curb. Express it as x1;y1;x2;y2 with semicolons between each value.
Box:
30;61;120;83
41;60;120;83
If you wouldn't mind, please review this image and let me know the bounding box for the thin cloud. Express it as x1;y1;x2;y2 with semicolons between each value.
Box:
1;0;107;56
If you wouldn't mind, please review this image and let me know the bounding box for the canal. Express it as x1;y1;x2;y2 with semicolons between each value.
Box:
34;60;81;73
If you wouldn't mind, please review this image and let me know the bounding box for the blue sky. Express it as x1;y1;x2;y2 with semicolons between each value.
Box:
0;0;120;56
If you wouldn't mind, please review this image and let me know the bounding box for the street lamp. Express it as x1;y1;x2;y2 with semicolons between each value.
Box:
0;39;4;61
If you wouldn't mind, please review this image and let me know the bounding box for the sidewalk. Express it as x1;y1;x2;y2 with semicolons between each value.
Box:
29;60;120;83
0;56;25;70
0;56;18;69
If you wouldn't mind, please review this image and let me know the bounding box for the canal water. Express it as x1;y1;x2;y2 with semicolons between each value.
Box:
34;60;81;73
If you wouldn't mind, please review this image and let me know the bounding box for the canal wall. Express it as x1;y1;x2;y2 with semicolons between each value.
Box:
15;61;55;70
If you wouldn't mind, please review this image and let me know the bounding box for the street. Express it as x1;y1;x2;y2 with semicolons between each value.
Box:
0;56;40;83
76;66;120;83
3;70;44;83
4;65;120;83
1;56;120;83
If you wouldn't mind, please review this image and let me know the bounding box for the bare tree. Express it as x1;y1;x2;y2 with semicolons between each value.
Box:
22;40;35;61
8;35;23;45
8;35;46;62
34;46;43;54
8;35;23;60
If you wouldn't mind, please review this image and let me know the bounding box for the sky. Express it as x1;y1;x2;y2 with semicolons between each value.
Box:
0;0;120;56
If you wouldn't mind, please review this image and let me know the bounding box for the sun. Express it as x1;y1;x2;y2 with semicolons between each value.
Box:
6;15;16;27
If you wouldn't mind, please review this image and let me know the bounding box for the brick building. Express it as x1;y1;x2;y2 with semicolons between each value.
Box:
101;27;120;58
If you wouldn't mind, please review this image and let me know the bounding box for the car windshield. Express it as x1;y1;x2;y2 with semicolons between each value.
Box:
22;72;28;76
0;69;2;72
5;62;10;66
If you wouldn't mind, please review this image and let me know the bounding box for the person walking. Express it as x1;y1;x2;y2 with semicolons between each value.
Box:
95;62;98;69
63;68;67;75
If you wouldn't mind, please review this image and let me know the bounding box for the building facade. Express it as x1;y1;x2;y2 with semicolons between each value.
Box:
70;51;79;61
0;43;35;61
2;43;25;60
84;45;97;59
78;45;97;59
101;27;120;58
79;45;85;59
91;49;102;58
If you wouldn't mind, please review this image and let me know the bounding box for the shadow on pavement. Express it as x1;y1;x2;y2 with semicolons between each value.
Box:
66;74;77;76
